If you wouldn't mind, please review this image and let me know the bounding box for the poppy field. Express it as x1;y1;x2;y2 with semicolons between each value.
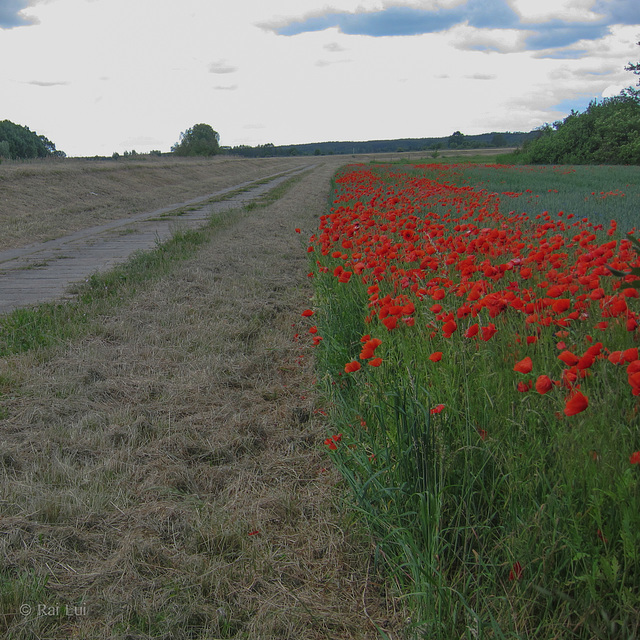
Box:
304;162;640;638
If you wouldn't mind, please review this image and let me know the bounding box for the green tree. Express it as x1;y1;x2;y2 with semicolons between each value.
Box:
171;124;220;156
0;120;64;159
623;41;640;99
447;131;467;149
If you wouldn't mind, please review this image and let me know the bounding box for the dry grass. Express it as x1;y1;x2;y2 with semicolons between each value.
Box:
0;161;404;639
0;155;314;251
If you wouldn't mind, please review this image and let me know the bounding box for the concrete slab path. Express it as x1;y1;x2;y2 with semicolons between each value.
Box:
0;164;314;315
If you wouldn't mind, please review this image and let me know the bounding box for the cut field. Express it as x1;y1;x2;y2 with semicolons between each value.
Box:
0;155;314;251
0;159;401;639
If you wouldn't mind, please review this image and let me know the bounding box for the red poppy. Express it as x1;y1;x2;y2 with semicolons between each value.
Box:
564;391;589;416
509;562;523;581
442;320;458;337
344;361;361;373
630;451;640;465
481;324;498;341
429;351;443;362
514;357;533;374
382;316;397;331
301;309;314;317
430;404;445;414
535;375;553;394
368;357;383;367
558;351;579;366
465;323;479;338
324;438;337;450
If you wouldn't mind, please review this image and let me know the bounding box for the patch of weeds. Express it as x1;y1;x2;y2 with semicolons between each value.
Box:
0;570;55;636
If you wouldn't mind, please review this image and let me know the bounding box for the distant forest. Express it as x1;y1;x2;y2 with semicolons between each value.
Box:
223;130;538;158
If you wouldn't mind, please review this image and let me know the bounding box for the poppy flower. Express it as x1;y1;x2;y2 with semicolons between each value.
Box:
535;375;554;394
430;404;445;415
344;361;361;373
564;391;589;416
481;324;497;341
442;320;458;337
630;451;640;465
360;338;382;359
558;351;579;366
382;316;397;331
301;309;314;317
429;352;443;362
368;357;383;367
509;562;524;581
465;323;479;338
514;357;533;374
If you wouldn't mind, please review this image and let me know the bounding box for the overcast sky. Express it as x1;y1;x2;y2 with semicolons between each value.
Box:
1;0;638;157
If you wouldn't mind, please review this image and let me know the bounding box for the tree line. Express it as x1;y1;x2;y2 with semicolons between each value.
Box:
224;131;536;158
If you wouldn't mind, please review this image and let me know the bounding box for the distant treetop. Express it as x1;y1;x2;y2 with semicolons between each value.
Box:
171;124;220;157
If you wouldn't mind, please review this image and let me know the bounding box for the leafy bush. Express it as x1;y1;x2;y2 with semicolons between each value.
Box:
508;95;640;165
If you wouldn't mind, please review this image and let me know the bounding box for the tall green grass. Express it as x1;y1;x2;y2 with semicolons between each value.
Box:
311;163;640;639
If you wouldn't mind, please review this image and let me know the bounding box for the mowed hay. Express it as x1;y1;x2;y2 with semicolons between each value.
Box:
0;155;313;251
0;162;401;639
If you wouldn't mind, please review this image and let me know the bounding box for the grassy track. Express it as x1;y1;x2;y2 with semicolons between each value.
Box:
0;162;398;639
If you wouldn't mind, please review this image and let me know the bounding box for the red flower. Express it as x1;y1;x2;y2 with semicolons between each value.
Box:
509;562;524;581
480;324;498;341
465;323;479;338
429;351;443;362
535;375;553;394
301;309;314;317
368;357;382;367
430;404;445;414
360;337;382;359
564;391;588;416
382;316;397;331
513;357;533;374
630;451;640;465
344;361;361;373
558;351;579;366
442;319;458;337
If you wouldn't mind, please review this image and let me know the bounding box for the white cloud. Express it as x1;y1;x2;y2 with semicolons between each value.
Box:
209;60;238;74
0;0;637;156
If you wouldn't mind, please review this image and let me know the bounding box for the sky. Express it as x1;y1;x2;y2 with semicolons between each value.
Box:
1;0;638;157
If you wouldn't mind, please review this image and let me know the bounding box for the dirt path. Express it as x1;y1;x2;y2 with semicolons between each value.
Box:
0;160;400;639
0;165;311;314
0;156;317;251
